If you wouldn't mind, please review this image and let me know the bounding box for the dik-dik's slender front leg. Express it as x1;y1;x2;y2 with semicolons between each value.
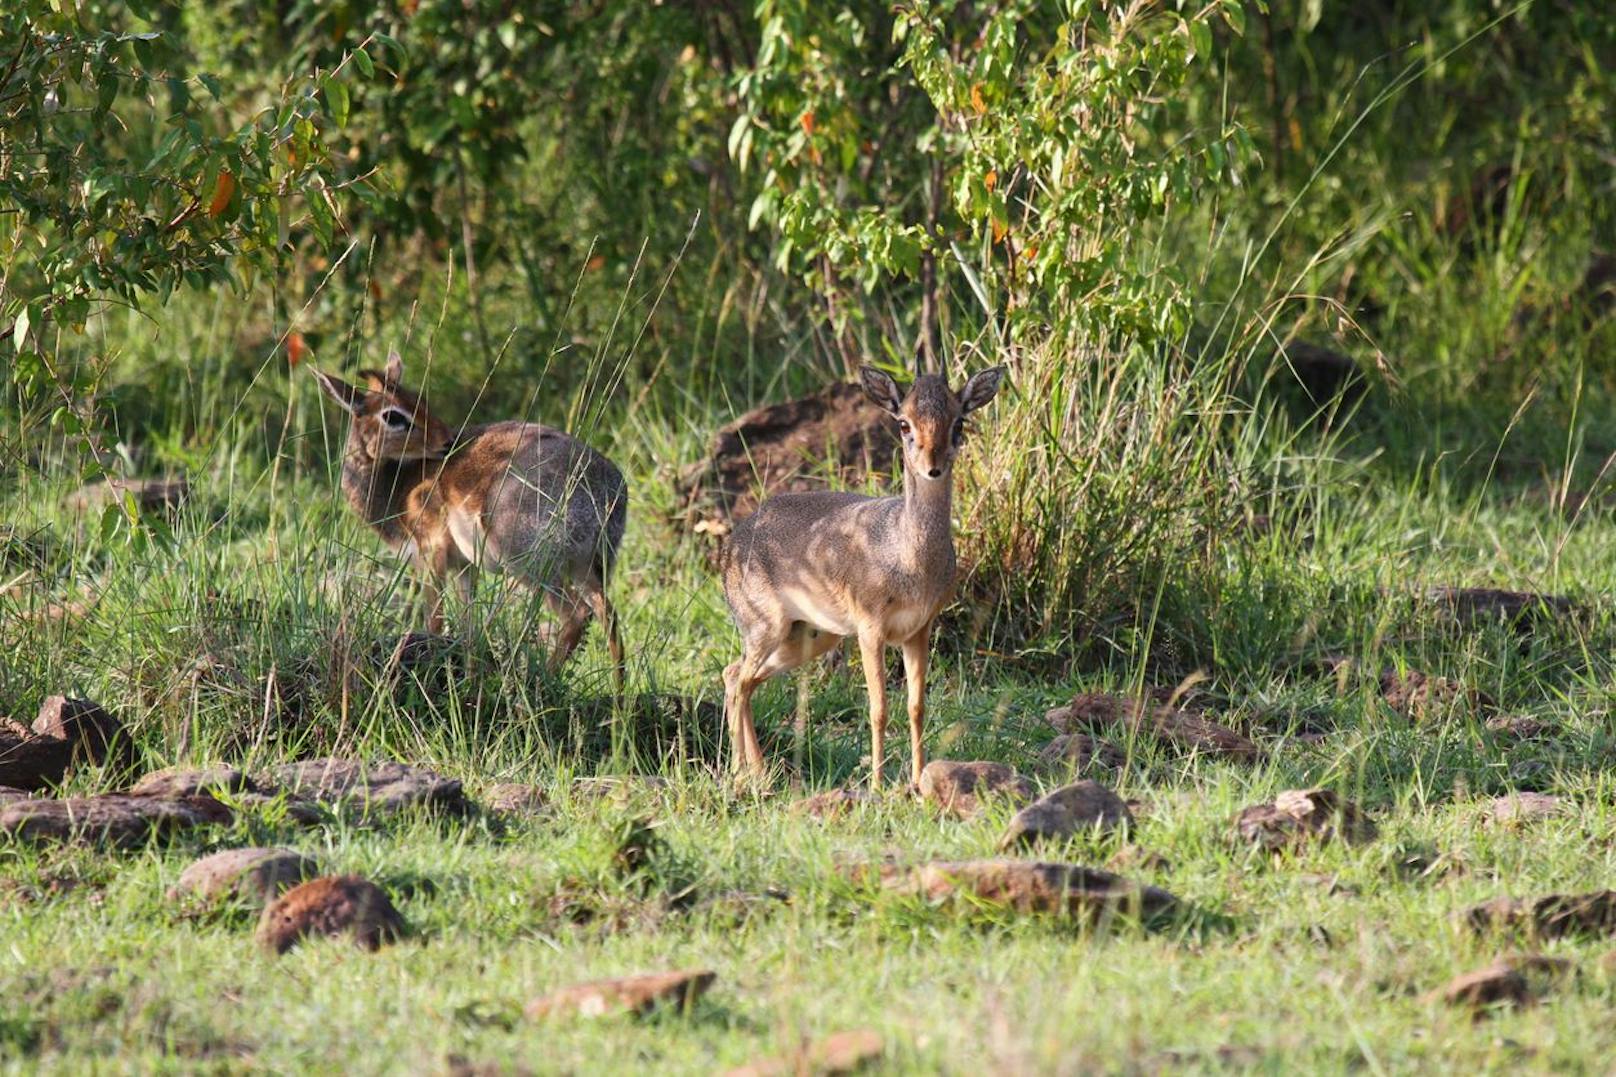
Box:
857;626;889;789
900;621;932;787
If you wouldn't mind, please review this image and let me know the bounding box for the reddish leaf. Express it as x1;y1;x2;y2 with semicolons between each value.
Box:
207;171;236;218
799;111;816;135
287;331;309;367
970;84;987;116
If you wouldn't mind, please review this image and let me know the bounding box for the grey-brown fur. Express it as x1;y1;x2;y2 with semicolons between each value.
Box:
312;353;627;683
720;365;1005;787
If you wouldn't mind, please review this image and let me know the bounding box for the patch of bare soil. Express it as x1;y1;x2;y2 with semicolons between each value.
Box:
917;760;1038;820
1467;891;1616;940
1046;693;1261;762
850;858;1177;924
675;382;898;542
1234;789;1378;852
524;969;715;1021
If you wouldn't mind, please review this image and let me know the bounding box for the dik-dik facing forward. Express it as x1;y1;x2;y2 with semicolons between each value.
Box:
721;364;1006;788
313;353;626;683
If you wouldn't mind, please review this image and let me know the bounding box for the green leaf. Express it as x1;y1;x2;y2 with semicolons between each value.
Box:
352;46;374;79
322;75;350;128
1222;0;1246;36
1188;17;1212;59
12;306;31;348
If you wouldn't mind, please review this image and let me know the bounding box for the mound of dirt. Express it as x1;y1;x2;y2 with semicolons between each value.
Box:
256;874;405;954
675;381;898;539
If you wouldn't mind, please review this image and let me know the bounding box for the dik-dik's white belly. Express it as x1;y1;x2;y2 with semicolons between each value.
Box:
779;582;938;642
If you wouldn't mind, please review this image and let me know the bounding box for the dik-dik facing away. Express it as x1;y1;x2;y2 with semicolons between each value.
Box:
720;364;1006;788
313;353;627;683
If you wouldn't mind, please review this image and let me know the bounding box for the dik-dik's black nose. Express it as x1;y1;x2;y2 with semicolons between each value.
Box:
927;467;942;478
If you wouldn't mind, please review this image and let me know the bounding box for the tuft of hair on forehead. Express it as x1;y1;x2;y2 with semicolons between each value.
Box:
902;374;961;421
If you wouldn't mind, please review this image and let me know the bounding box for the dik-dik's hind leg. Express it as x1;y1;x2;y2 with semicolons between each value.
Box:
582;578;626;691
723;622;793;776
543;589;592;671
900;621;933;788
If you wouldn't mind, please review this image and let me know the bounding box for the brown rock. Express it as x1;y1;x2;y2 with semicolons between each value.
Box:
524;969;715;1021
173;847;319;906
724;1029;884;1077
869;858;1176;922
63;477;189;518
484;783;550;815
0;730;75;792
791;787;876;820
676;382;898;537
264;758;470;817
1485;715;1551;741
130;765;255;799
31;696;136;773
999;780;1133;850
1379;669;1490;720
0;794;230;847
1485;793;1568;826
1047;693;1260;761
1467;891;1616;939
1422;587;1582;632
256;875;406;954
1234;788;1378;851
918;761;1037;820
1432;955;1572;1015
1037;733;1125;773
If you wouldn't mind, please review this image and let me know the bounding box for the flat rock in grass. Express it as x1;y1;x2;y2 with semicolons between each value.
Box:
791;787;876;820
1432;955;1572;1015
1379;669;1491;720
0;731;75;792
1467;891;1616;939
31;696;136;774
263;758;470;818
484;783;550;815
724;1029;884;1077
173;847;319;906
1485;715;1552;741
1422;587;1583;631
256;874;406;954
1037;733;1125;774
130;765;255;799
0;794;230;847
1046;693;1260;762
863;858;1176;922
1234;788;1378;851
62;477;189;518
999;780;1133;850
918;761;1037;820
524;969;715;1021
571;775;672;803
1485;793;1569;826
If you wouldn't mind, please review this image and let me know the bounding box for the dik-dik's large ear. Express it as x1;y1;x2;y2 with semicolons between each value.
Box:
311;369;363;413
858;365;905;415
383;350;404;386
958;366;1007;414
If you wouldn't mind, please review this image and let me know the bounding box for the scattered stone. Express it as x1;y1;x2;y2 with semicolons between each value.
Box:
1485;715;1552;741
917;761;1038;820
130;765;255;799
724;1029;884;1077
1431;955;1572;1016
0;729;75;792
1047;693;1261;762
256;875;406;954
172;847;320;907
1234;788;1378;851
30;696;136;773
63;477;189;518
999;780;1133;850
1467;891;1616;940
1379;669;1491;720
1037;733;1125;774
1485;793;1568;826
676;382;898;539
859;858;1176;923
0;794;230;847
265;758;471;818
1275;340;1366;408
524;969;716;1021
1422;587;1582;632
571;775;672;803
791;787;876;820
484;783;550;816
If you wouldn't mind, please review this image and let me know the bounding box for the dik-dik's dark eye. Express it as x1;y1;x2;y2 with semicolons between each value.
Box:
897;419;912;437
381;408;410;430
